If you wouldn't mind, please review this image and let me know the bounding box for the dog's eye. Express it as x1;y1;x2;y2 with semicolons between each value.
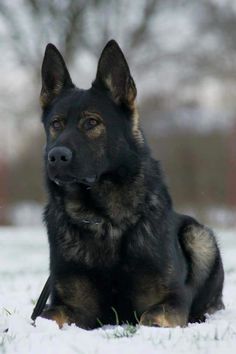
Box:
83;118;99;131
51;119;63;131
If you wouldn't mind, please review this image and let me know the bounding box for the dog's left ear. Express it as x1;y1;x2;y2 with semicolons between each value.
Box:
93;40;137;109
40;43;74;109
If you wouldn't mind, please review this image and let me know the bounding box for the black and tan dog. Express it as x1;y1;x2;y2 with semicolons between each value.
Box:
39;40;224;329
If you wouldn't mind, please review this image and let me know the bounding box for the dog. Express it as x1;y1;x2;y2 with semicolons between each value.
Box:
39;40;224;329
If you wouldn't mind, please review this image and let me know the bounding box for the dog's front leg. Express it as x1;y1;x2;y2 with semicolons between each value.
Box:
40;275;102;329
40;305;99;329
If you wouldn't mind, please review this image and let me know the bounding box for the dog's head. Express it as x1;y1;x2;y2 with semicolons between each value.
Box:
40;40;144;189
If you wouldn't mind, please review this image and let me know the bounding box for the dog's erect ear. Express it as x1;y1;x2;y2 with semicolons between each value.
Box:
93;40;137;108
40;43;74;109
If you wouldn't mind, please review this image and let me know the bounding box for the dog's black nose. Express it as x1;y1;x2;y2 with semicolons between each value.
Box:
48;147;72;167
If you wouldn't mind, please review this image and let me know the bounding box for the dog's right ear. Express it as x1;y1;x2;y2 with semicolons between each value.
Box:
40;44;74;109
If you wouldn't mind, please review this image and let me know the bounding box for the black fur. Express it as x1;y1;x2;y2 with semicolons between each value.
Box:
39;40;224;329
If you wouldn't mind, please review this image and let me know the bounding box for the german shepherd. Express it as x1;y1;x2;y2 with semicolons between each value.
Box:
39;40;224;329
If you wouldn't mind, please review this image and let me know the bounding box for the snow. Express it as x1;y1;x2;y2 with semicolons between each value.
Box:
0;226;236;354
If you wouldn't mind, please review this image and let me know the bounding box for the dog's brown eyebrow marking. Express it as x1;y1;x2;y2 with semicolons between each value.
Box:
81;111;103;120
49;114;66;124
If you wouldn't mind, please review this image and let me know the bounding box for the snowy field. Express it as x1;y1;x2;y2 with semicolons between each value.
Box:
0;226;236;354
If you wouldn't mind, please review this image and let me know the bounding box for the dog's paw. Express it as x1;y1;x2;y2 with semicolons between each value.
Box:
41;306;70;328
140;305;187;328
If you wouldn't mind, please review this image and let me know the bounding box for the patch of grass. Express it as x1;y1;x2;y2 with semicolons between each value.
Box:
0;338;5;354
104;324;139;339
0;333;16;354
111;307;119;326
214;328;219;341
30;299;37;306
3;308;11;316
98;308;140;339
96;317;104;327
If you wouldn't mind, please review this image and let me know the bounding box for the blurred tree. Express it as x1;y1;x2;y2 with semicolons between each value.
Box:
1;0;236;91
8;131;45;205
0;0;161;74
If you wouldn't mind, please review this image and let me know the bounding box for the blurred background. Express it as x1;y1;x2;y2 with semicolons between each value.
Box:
0;0;236;227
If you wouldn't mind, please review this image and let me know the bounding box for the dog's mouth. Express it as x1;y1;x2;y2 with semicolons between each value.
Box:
54;176;77;186
53;175;97;187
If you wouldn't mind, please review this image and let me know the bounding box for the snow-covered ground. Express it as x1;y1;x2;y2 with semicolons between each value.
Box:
0;226;236;354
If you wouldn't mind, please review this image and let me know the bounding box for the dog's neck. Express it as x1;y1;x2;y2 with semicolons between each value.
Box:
62;168;146;228
47;156;171;232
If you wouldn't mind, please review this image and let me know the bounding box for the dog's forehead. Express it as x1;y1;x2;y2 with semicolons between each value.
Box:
51;88;118;119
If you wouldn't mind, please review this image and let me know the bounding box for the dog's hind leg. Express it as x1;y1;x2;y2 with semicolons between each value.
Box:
178;216;224;322
140;290;191;327
139;216;224;327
